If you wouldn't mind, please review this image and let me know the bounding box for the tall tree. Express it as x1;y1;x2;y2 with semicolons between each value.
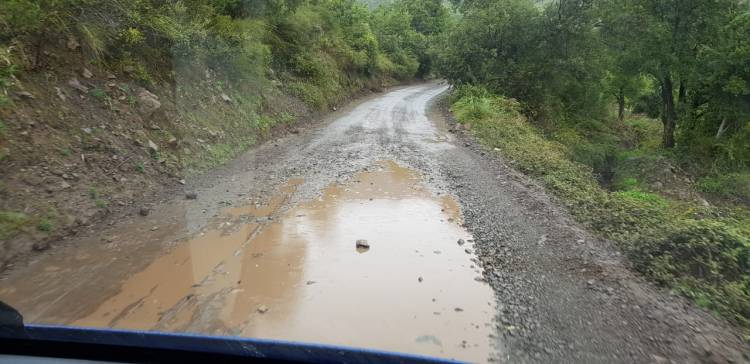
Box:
600;0;738;147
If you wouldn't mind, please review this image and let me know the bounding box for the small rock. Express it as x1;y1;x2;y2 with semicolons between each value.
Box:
150;226;159;231
464;248;473;254
306;281;316;285
454;307;464;312
178;179;186;185
137;88;161;117
185;192;198;200
16;91;34;99
356;239;370;249
586;279;595;287
139;207;150;216
168;137;178;146
257;305;269;314
82;68;93;79
68;78;89;93
147;139;159;154
107;73;117;79
418;277;423;282
32;241;50;252
54;87;66;101
457;238;465;246
82;127;92;134
67;36;80;50
220;93;232;103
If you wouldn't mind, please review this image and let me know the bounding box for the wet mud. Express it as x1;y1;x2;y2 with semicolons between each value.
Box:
2;161;495;361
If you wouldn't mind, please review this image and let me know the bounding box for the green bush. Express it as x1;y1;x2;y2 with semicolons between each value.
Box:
698;172;750;203
36;218;53;232
633;220;750;325
0;211;29;240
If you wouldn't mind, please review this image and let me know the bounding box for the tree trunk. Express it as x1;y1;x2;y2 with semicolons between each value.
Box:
716;117;728;139
678;80;686;106
661;76;677;148
617;86;625;122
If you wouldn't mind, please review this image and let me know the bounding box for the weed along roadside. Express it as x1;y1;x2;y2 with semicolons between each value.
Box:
446;89;750;333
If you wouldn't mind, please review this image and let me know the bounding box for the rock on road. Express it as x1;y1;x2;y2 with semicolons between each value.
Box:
1;83;747;363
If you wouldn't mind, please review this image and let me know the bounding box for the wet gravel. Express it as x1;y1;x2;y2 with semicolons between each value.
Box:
3;82;748;363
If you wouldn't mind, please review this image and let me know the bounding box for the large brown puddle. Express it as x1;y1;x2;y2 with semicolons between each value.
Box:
8;161;496;361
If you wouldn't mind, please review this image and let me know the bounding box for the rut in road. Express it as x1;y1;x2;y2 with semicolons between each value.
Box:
1;83;748;363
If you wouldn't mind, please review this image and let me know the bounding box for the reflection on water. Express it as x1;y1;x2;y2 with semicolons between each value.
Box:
6;161;496;361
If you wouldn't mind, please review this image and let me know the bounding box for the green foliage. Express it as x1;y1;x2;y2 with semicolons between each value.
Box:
0;211;30;240
88;186;99;199
0;47;16;107
94;199;108;208
134;162;145;173
698;173;750;203
613;190;668;206
436;0;607;120
633;220;750;326
452;92;750;328
36;218;53;232
88;88;107;101
437;0;749;168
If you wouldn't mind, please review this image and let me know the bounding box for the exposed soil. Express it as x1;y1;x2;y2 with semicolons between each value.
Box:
1;83;748;363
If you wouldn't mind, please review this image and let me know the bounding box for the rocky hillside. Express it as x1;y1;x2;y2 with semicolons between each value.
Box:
1;38;330;269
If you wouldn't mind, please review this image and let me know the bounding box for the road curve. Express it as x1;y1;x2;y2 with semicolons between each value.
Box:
1;83;747;363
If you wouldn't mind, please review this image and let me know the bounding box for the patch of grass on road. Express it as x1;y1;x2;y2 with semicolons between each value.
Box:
450;89;750;330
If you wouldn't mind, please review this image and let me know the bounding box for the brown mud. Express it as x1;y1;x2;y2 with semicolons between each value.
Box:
1;160;495;362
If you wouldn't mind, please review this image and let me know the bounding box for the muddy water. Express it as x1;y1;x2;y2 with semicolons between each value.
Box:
6;161;495;361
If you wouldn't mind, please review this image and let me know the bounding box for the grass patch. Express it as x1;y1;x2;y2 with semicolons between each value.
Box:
451;91;750;329
0;211;30;239
88;186;100;199
88;88;107;101
36;218;53;232
698;172;750;203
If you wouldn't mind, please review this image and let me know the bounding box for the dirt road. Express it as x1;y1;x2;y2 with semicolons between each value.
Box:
1;83;747;363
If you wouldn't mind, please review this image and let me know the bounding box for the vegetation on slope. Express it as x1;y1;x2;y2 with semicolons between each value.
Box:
438;0;750;330
450;87;750;330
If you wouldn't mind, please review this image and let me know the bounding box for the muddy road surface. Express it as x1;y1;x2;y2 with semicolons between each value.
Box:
1;83;747;363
